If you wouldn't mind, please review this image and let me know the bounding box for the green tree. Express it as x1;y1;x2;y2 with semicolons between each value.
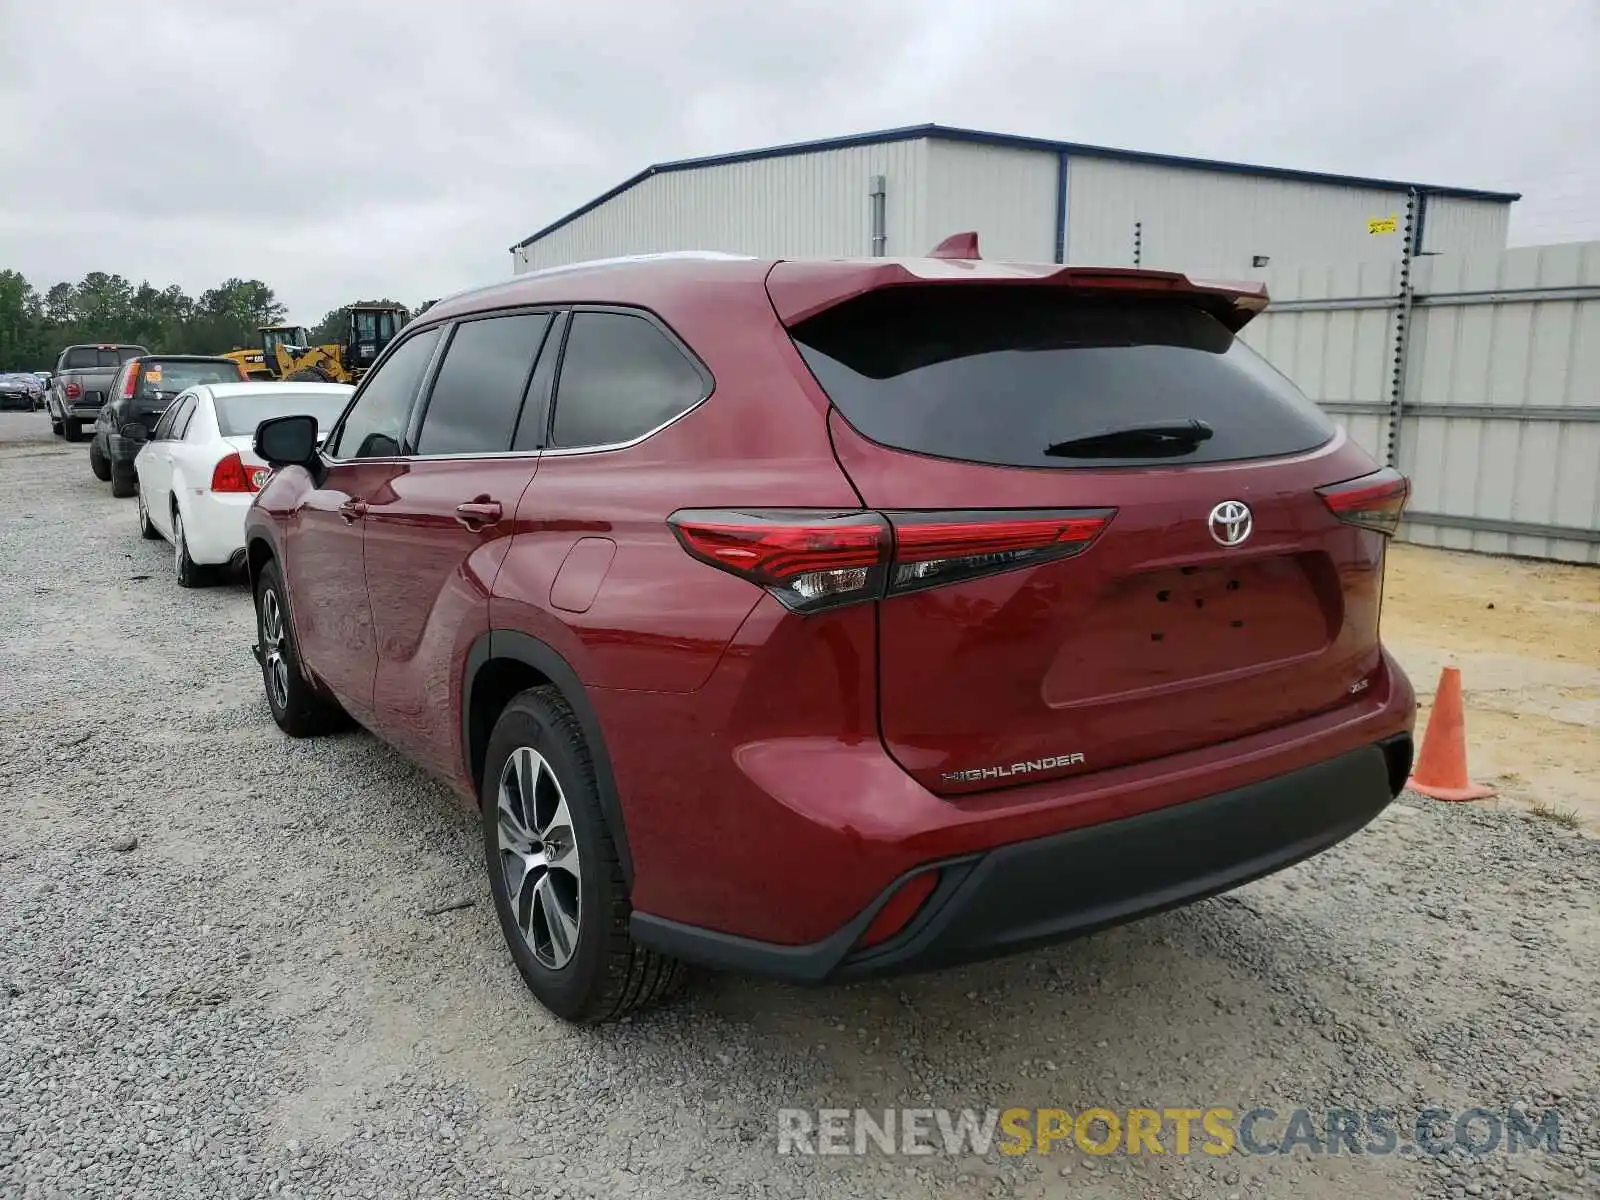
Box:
0;270;51;370
0;269;299;370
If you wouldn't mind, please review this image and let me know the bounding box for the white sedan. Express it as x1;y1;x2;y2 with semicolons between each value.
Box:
133;381;353;586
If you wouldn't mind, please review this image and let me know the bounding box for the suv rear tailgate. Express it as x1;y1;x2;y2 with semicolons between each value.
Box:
774;265;1400;796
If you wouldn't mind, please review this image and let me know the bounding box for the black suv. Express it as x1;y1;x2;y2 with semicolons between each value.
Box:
90;356;246;496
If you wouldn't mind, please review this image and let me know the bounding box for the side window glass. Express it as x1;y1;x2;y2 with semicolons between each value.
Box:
415;313;551;455
172;396;198;439
328;327;442;459
151;396;183;440
549;312;707;449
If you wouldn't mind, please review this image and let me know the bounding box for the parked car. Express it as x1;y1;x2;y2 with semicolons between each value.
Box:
47;343;148;441
0;373;43;411
90;355;249;496
132;381;353;585
243;249;1417;1024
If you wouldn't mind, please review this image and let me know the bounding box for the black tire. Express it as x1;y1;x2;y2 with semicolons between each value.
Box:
63;419;83;442
170;506;212;589
136;484;160;539
88;439;112;481
49;412;62;435
110;462;136;498
253;558;349;737
482;687;685;1024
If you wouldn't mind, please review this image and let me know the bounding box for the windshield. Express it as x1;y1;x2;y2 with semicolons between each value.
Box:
351;311;398;342
213;390;351;437
263;328;311;357
139;361;246;397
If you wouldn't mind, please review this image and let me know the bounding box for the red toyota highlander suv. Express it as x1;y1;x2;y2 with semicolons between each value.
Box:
244;245;1416;1024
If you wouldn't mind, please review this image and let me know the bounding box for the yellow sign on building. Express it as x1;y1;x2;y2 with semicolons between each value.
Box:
1368;215;1399;235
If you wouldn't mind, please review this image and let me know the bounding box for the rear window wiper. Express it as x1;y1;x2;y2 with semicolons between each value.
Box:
1045;418;1215;458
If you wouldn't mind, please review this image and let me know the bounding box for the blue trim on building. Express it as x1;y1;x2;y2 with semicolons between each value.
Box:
510;123;1521;252
1054;151;1069;265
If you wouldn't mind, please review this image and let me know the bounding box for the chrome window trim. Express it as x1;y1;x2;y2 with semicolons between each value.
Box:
317;302;713;465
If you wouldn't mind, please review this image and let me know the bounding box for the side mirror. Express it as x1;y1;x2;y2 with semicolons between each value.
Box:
255;413;320;469
123;422;149;443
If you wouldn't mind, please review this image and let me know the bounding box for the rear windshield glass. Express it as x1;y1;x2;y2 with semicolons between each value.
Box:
61;347;135;369
139;361;245;396
790;289;1335;468
213;390;350;437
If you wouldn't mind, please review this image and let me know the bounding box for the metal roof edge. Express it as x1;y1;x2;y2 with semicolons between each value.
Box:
509;123;1520;252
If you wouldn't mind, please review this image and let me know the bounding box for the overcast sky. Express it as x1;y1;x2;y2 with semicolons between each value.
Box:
2;0;1595;322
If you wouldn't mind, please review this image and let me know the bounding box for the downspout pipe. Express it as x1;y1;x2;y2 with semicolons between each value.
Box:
1054;151;1069;264
869;175;887;256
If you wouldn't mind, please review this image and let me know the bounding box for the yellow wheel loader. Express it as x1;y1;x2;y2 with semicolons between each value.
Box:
222;304;408;385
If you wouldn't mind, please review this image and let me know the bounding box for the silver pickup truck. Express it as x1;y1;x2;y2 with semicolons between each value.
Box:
47;343;149;441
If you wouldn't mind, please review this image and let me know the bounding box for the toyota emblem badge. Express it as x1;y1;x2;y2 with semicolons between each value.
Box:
1208;500;1253;547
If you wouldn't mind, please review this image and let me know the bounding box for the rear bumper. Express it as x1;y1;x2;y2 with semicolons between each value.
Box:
633;733;1412;982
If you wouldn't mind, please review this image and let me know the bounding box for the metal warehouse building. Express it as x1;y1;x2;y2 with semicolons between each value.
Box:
510;124;1519;276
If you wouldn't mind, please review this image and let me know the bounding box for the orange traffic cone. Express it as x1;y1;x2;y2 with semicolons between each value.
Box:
1405;666;1496;801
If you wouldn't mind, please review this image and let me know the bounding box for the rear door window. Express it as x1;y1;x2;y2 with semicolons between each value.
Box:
174;396;200;439
548;311;708;449
161;395;195;440
414;313;551;455
789;288;1336;469
151;396;185;440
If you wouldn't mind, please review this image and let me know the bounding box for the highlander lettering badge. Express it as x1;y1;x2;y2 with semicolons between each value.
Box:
942;753;1086;784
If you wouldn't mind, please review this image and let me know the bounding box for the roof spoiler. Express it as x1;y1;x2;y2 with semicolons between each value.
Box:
768;252;1271;333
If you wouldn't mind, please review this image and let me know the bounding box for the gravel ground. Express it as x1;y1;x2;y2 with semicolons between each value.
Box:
2;409;1597;1200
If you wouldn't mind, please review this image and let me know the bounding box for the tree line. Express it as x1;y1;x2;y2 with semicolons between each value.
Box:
0;268;418;372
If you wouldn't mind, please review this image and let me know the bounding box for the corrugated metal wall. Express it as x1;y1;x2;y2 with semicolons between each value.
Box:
1421;196;1511;256
1241;241;1600;564
1063;156;1507;273
520;140;930;271
1240;259;1402;461
923;142;1058;261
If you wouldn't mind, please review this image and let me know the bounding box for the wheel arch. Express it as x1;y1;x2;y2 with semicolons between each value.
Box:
464;630;634;886
245;533;277;595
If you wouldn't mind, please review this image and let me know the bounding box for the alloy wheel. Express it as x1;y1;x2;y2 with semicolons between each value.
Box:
496;746;583;970
259;588;291;712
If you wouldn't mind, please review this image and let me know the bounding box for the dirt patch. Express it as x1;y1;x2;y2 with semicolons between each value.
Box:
1382;542;1600;831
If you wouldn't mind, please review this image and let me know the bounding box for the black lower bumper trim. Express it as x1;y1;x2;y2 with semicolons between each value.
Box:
630;736;1410;984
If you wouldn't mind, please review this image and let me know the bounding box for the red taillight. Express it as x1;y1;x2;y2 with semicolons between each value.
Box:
1317;467;1409;536
889;509;1114;595
669;510;889;612
121;364;140;399
209;452;262;493
668;507;1114;613
856;871;940;950
64;381;82;400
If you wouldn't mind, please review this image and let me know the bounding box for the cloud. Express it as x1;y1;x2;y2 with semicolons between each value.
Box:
2;0;1595;320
